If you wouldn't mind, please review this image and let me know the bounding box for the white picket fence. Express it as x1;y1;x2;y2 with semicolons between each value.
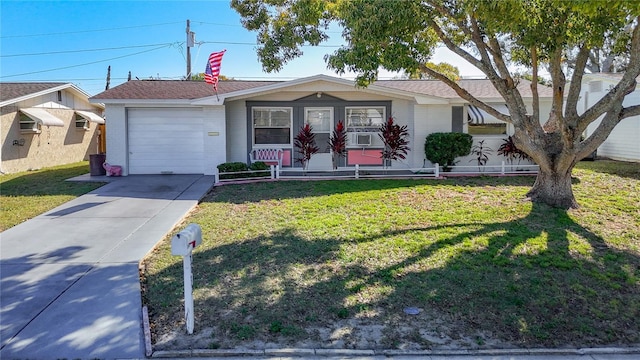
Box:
214;161;539;183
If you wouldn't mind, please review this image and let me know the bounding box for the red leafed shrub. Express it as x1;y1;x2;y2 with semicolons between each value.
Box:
379;117;410;165
329;120;347;169
294;124;319;169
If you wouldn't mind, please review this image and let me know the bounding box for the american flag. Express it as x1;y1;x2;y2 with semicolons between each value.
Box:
204;50;226;91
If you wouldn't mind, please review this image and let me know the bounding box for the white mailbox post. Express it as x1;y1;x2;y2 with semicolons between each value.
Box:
171;223;202;334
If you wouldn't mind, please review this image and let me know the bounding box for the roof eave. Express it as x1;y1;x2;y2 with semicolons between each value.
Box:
90;98;195;106
192;74;449;105
1;83;104;109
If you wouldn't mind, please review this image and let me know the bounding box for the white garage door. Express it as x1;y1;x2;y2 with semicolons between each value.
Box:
128;108;204;174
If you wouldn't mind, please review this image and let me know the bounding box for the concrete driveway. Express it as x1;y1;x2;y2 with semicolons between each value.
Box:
0;175;214;359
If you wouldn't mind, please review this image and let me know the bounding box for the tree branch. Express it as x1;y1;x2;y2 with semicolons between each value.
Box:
426;19;486;72
576;103;623;160
530;46;540;124
565;45;590;120
468;16;507;88
419;64;511;123
620;104;640;119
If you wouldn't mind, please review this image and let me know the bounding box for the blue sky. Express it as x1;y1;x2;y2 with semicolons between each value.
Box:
0;0;481;96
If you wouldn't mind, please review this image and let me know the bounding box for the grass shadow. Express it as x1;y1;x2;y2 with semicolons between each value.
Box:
207;176;537;204
576;159;640;180
144;200;639;349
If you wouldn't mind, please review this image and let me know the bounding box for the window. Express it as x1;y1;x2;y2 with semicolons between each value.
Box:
467;123;507;135
345;107;385;132
75;114;90;130
19;114;41;133
253;107;292;145
305;107;332;153
467;104;508;136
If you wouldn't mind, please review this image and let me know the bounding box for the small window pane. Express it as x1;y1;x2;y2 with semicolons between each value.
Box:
346;107;384;130
306;110;331;132
271;109;291;127
468;123;507;135
253;109;271;126
19;114;36;130
255;128;290;145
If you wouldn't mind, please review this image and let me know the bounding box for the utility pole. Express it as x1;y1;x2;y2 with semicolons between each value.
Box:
186;19;192;80
105;65;111;90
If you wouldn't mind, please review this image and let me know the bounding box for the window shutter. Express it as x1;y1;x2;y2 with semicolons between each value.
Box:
452;106;464;133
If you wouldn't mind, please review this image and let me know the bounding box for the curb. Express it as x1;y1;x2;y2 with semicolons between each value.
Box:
151;346;640;358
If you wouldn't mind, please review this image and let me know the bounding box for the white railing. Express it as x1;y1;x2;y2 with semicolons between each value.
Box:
214;161;538;183
443;162;539;175
214;165;279;183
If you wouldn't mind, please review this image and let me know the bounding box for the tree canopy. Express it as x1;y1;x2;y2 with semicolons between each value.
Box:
410;62;460;81
232;0;640;208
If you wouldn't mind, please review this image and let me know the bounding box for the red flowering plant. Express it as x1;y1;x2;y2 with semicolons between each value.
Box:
378;117;410;167
328;120;347;170
294;123;319;170
497;135;531;165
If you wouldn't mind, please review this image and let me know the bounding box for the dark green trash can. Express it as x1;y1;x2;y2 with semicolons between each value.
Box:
89;154;106;176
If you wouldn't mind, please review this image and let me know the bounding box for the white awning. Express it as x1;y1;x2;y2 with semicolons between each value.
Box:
19;108;64;127
75;110;105;124
467;104;509;124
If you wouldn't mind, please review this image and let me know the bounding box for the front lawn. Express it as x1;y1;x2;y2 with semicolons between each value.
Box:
0;162;105;231
142;160;639;350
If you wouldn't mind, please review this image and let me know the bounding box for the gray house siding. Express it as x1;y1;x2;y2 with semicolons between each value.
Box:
246;96;391;168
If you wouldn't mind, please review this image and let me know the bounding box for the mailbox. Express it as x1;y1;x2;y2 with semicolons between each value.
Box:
171;224;202;256
170;223;203;334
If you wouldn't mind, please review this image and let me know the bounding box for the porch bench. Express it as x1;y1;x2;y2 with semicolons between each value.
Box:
249;148;283;168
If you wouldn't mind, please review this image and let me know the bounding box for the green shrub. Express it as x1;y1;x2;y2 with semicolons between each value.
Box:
217;161;271;179
249;161;269;171
217;162;248;178
424;132;473;171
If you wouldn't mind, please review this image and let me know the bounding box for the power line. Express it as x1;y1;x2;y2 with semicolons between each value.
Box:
0;21;183;39
191;20;344;34
1;39;342;60
1;43;179;58
199;41;342;48
0;45;173;79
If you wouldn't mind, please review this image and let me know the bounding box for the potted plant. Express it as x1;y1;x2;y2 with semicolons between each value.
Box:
328;120;347;170
294;123;319;171
378;117;410;168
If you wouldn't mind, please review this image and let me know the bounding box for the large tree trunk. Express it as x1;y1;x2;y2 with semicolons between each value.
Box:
526;166;578;209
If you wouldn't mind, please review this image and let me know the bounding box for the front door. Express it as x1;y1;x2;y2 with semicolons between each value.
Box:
304;107;333;170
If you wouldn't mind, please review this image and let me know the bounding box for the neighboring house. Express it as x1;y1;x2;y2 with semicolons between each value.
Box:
581;73;640;162
90;75;553;175
0;83;106;174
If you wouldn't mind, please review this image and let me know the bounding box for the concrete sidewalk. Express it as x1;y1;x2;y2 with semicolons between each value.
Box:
0;175;214;360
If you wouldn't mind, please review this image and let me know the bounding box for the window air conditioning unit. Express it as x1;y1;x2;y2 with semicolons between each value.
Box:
356;134;372;146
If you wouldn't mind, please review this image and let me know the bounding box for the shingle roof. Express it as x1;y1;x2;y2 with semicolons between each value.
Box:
374;78;555;99
91;80;281;100
0;82;68;103
90;77;555;101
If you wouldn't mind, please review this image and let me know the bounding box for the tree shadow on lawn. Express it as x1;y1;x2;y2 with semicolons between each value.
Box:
207;176;538;204
146;202;639;350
